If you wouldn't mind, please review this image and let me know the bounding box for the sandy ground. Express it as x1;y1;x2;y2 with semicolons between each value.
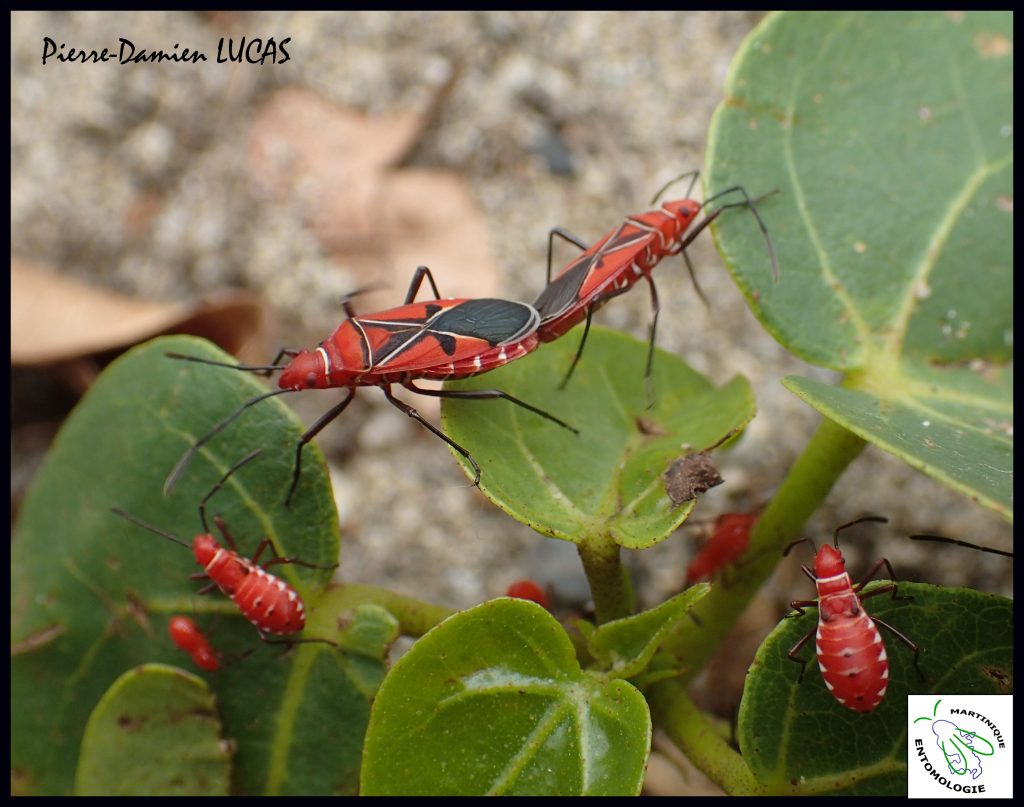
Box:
11;14;1012;787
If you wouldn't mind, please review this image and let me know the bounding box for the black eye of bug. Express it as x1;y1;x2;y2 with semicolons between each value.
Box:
306;372;317;387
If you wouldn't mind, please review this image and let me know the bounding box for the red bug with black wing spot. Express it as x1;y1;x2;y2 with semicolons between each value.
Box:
534;173;778;398
784;516;923;713
165;266;577;504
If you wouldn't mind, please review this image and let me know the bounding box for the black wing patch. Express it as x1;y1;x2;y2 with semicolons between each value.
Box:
430;299;539;346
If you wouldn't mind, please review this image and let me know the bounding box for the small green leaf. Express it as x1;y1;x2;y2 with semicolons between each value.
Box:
75;664;230;796
739;583;1012;795
707;11;1013;518
441;327;755;549
588;584;710;679
336;604;400;661
11;336;376;795
361;598;651;796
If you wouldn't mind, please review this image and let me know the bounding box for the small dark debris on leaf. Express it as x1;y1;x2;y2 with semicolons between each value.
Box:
636;416;668;437
982;665;1011;691
10;623;65;655
663;452;724;506
662;429;742;506
117;714;145;731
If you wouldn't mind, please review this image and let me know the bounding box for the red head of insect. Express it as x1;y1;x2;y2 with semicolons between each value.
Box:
277;349;323;390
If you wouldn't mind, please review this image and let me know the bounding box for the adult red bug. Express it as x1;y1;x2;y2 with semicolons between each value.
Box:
113;450;337;642
168;615;219;671
784;516;923;713
685;511;759;586
506;579;550;609
533;172;779;400
164;266;578;504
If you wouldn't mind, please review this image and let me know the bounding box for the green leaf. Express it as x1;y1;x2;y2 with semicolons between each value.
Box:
361;598;651;796
441;327;755;548
588;584;710;679
11;336;378;795
739;583;1013;795
707;11;1013;518
75;664;230;796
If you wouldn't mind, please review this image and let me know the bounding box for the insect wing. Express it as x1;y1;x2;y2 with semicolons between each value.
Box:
357;298;539;372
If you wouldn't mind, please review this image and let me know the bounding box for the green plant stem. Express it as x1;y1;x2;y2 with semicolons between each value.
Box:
577;533;632;624
660;415;866;674
319;584;453;637
647;679;766;795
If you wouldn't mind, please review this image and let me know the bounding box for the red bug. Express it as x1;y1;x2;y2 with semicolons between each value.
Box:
168;615;219;671
685;511;759;586
506;579;550;609
534;171;779;399
165;266;577;504
113;450;336;641
784;516;923;713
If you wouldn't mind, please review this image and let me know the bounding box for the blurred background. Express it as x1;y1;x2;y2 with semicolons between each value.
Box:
11;11;1012;793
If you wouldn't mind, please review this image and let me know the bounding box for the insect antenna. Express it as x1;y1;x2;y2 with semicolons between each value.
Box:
649;169;701;206
165;352;290;375
164;389;298;496
111;507;191;550
680;186;780;281
909;534;1013;558
197;449;264;534
783;537;815;557
833;515;888;547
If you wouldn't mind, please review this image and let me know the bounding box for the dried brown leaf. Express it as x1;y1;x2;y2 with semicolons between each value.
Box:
10;259;261;366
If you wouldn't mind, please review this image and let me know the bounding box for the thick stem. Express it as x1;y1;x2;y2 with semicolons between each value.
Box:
660;415;866;674
647;679;765;795
577;533;633;624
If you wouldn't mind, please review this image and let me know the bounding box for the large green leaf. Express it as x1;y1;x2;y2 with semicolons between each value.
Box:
441;327;755;549
75;664;230;796
739;583;1013;795
11;336;379;795
361;598;651;796
707;11;1013;519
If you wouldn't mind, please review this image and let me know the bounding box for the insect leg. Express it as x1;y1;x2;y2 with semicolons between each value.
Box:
786;599;819;618
787;627;817;683
853;557;912;602
547;227;588;284
405;381;579;435
642;273;661;409
256;629;338;649
164;388;297;495
874;616;925;682
382;386;482;485
249;536;337;571
285;390;357;507
558;284;633;389
404;265;443;304
212;515;240;552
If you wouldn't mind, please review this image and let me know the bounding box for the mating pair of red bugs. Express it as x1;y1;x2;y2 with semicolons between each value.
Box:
114;174;777;662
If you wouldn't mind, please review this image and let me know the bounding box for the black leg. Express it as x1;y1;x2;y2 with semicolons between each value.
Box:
547;227;588;283
404;265;443;304
250;536;337;571
285;390;357;507
256;629;338;649
405;381;579;435
164;389;297;496
557;284;633;389
642;274;661;409
382;385;482;485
